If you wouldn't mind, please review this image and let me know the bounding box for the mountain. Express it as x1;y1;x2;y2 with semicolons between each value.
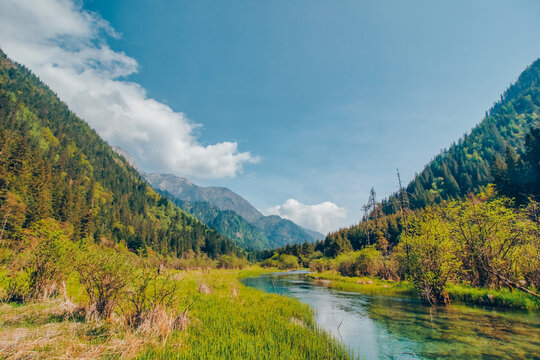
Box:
167;198;271;250
145;172;324;248
111;145;140;171
302;227;326;241
145;173;263;223
321;57;540;255
254;215;319;246
0;49;239;258
382;58;540;214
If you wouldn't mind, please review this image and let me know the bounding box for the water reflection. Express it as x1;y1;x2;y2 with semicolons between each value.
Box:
242;271;540;360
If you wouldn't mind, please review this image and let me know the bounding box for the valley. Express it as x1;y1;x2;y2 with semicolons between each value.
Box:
1;2;540;358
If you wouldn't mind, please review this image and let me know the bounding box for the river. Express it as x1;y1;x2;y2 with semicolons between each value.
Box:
242;270;540;359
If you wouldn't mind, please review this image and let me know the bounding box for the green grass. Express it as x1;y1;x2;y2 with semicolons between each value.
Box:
138;269;352;359
306;271;416;298
0;268;353;359
236;265;284;279
446;283;540;311
307;271;540;311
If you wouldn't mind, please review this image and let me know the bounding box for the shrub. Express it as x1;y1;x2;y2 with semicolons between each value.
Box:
309;258;329;273
396;198;540;305
124;265;181;327
260;254;300;270
217;255;249;269
168;254;216;270
1;219;72;302
352;246;383;277
446;198;539;288
516;241;540;288
260;258;279;268
332;247;384;277
3;271;30;302
379;255;400;281
26;220;72;300
277;254;300;270
334;252;357;276
75;243;135;320
397;207;459;305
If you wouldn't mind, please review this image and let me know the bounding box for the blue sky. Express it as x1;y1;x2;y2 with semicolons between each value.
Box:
2;0;540;233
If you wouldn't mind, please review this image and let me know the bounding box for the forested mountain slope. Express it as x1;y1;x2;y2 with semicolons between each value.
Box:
163;193;321;250
146;172;324;248
145;173;264;223
382;58;540;214
166;197;271;250
0;49;239;258
254;215;319;246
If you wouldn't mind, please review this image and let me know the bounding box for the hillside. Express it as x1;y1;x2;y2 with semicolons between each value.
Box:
0;49;239;258
319;57;540;254
302;227;326;241
145;173;264;223
167;198;271;250
382;58;540;214
254;215;317;246
163;193;321;249
146;172;324;247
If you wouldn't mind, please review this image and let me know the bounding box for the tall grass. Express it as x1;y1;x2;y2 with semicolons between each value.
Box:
0;268;353;359
446;283;540;311
138;270;352;359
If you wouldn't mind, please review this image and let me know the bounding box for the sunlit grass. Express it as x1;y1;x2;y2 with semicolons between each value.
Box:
0;268;352;359
446;283;540;311
307;271;540;311
139;269;352;359
306;271;416;298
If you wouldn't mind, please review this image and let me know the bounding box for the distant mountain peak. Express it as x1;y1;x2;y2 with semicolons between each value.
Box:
144;173;264;223
145;172;323;248
109;143;323;249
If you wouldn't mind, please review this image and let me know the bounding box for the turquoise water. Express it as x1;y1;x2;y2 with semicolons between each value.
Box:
242;271;540;359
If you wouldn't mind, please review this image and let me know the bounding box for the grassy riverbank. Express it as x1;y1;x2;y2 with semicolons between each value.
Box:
0;268;352;359
306;271;416;298
446;283;540;311
307;271;540;311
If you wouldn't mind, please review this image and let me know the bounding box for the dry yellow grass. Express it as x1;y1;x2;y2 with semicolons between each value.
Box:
197;282;213;295
0;298;190;359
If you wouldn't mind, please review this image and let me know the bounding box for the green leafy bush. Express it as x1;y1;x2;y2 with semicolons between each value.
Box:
309;258;330;273
3;271;30;303
26;220;73;299
260;254;300;270
1;219;73;302
217;254;249;269
336;247;384;277
75;243;135;320
397;206;458;305
260;258;279;268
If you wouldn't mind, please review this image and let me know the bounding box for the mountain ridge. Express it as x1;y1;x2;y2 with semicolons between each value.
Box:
144;172;264;223
323;56;540;253
381;57;540;214
144;172;324;248
164;197;271;250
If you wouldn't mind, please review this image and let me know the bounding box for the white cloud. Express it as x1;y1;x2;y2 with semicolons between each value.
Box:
267;199;347;234
0;0;258;179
